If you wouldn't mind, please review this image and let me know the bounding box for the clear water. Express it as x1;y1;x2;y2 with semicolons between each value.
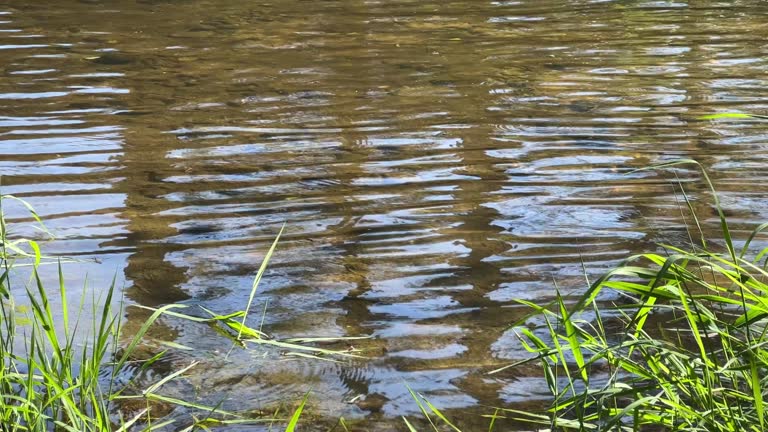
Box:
3;0;768;429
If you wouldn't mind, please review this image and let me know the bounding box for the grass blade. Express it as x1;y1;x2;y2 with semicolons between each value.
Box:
240;224;284;340
285;390;309;432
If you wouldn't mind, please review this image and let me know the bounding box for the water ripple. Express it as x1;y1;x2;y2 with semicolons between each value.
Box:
4;0;768;427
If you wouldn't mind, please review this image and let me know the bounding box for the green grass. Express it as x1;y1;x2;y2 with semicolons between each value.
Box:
0;192;360;431
399;159;768;431
0;192;272;430
489;159;768;431
7;157;767;431
1;193;121;431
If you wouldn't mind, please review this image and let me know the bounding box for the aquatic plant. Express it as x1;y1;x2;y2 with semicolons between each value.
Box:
700;113;768;120
0;192;350;431
485;159;768;431
398;159;768;432
7;156;766;431
0;192;271;430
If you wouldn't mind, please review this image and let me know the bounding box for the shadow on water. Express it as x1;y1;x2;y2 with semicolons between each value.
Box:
3;0;768;428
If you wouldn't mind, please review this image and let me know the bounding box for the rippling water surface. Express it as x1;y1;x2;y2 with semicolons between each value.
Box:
3;0;768;429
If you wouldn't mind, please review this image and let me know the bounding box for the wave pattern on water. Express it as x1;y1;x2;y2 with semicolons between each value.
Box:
3;0;768;427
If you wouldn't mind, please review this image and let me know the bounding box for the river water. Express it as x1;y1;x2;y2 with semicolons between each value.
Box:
3;0;768;429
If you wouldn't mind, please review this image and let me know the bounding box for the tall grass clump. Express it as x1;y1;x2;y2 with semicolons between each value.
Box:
0;192;204;431
492;159;768;431
0;191;365;431
0;200;254;432
0;192;119;431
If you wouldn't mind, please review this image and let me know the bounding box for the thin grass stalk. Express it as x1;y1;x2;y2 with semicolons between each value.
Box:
238;223;284;341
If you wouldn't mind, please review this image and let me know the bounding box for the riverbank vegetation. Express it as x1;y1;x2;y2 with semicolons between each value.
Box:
0;193;361;430
3;158;768;431
401;159;768;431
0;192;261;430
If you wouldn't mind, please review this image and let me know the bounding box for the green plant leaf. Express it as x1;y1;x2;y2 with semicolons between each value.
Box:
285;391;310;432
240;224;284;340
699;113;768;120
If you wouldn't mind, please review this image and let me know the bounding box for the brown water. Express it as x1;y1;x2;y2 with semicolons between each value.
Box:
3;0;768;429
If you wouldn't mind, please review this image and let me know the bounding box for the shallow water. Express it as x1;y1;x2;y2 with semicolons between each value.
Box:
3;0;768;429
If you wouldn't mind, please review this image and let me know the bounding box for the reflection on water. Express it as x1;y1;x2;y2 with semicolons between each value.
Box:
3;0;768;428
